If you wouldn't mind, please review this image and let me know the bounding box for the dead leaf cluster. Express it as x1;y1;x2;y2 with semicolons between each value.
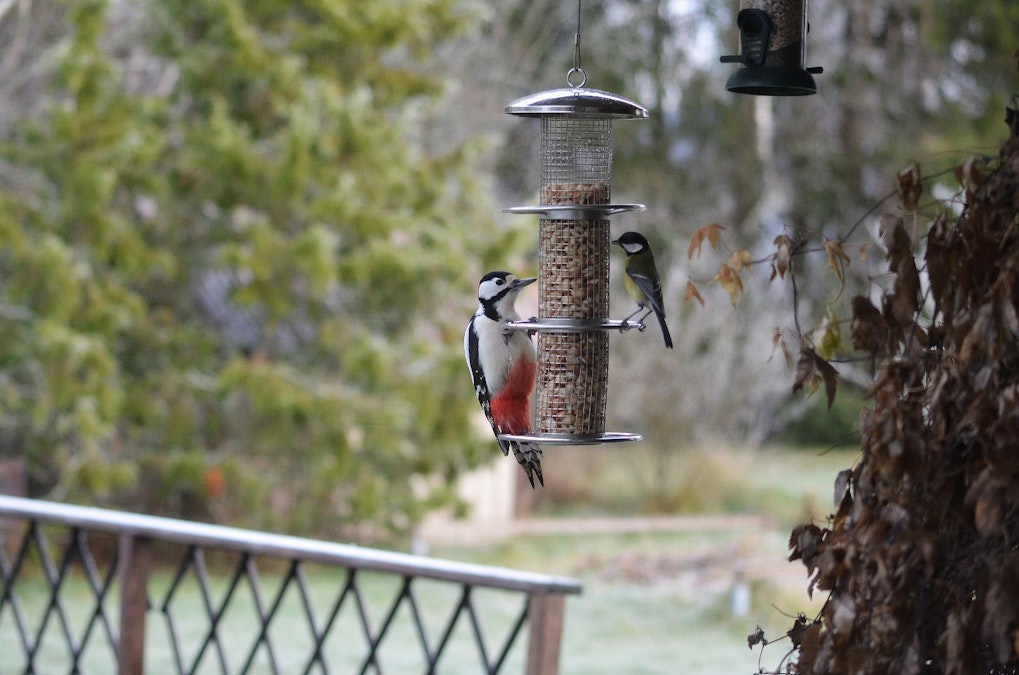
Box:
779;128;1019;674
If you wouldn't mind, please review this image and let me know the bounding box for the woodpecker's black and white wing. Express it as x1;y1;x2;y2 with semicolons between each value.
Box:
464;315;511;456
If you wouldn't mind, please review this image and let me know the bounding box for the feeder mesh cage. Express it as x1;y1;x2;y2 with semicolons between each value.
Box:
537;116;612;435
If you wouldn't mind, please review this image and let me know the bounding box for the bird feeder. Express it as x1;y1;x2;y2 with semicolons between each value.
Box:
720;0;823;96
502;80;647;445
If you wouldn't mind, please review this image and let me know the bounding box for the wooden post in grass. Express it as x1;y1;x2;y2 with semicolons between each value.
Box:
526;593;566;675
118;534;151;675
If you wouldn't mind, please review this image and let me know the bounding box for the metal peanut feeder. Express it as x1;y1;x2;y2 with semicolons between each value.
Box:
720;0;823;96
501;84;646;446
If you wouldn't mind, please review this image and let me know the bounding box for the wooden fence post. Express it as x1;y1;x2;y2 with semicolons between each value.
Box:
118;534;151;675
526;593;566;675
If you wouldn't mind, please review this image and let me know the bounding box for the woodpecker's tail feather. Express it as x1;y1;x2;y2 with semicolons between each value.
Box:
511;441;544;488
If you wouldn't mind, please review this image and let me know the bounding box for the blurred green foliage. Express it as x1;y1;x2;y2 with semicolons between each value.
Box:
0;0;528;537
775;386;866;450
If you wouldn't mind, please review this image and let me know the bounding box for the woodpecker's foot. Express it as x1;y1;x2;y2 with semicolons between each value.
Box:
619;320;634;333
501;321;516;344
637;320;648;333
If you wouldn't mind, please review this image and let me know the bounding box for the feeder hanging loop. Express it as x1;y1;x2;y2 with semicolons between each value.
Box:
567;67;588;89
568;0;587;89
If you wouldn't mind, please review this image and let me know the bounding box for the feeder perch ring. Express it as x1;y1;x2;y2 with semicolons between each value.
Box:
504;318;648;334
498;431;642;446
504;204;645;221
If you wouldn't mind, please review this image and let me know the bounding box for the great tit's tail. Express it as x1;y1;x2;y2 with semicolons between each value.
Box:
654;308;674;349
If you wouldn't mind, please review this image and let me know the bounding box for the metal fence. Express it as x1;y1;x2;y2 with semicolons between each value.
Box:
0;495;581;674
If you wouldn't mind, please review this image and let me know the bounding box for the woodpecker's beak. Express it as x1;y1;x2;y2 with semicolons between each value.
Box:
512;277;537;290
611;238;621;246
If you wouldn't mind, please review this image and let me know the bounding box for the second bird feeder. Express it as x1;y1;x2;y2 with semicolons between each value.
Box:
720;0;823;96
504;86;646;444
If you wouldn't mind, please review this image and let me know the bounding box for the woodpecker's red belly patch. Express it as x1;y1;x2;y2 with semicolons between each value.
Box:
490;357;536;434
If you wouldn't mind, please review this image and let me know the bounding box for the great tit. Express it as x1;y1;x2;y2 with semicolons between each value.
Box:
613;231;674;349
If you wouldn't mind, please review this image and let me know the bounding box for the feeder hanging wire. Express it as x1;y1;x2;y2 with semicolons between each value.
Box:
568;0;588;88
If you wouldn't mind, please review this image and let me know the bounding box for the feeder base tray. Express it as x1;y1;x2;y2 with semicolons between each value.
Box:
725;66;818;96
498;432;642;446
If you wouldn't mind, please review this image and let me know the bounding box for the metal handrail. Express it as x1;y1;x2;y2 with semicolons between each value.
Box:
0;495;581;675
0;496;581;595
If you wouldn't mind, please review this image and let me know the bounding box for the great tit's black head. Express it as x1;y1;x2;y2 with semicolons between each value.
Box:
613;231;650;255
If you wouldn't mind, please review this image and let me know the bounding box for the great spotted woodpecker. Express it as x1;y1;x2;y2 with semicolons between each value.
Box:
464;271;544;488
613;231;674;349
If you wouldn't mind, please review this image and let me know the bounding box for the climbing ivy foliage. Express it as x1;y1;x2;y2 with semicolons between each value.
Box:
0;1;522;536
767;116;1019;674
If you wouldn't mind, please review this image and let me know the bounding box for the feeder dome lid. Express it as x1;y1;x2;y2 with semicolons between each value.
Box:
506;87;647;119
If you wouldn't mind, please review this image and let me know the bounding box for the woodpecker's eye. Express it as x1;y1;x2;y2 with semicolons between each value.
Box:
495;279;505;286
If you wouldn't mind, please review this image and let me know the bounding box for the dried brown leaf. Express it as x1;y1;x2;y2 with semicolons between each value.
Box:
954;156;983;200
825;239;851;286
817;356;838;410
687;223;725;259
788;523;824;571
792;346;817;396
897;162;923;212
773;234;793;280
887;220;921;326
712;262;743;306
833;469;852;506
728;248;752;273
787;615;810;648
770;327;793;367
965;467;1007;536
683;280;705;308
792;345;838;408
850;295;885;352
747;625;766;649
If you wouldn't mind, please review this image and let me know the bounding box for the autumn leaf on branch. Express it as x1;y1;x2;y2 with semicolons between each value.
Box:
792;344;838;409
712;262;744;306
825;238;851;288
728;248;752;273
770;327;793;367
683;279;705;308
954;156;983;203
747;626;766;649
817;309;842;360
687;223;725;259
850;295;886;352
925;212;951;316
788;522;825;573
887;221;922;327
772;234;793;280
897;162;923;212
